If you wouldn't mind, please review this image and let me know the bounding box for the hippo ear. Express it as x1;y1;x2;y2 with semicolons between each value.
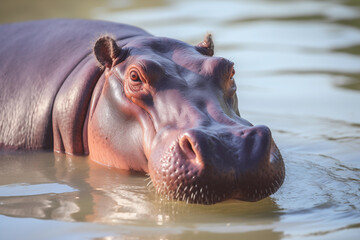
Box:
94;36;121;68
196;33;214;56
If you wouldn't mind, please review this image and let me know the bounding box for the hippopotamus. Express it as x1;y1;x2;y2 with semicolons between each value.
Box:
0;19;285;204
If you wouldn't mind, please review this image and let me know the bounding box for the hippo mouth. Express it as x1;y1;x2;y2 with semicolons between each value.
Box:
148;127;285;204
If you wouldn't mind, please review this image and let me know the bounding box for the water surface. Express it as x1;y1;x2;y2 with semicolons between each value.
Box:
1;0;360;239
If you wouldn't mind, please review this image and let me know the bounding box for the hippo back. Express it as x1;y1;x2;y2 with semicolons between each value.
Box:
0;19;150;151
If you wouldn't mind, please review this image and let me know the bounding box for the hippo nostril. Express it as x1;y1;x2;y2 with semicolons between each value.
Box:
179;134;204;167
179;136;196;160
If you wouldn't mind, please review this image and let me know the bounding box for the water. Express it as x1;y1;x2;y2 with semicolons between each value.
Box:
1;0;360;239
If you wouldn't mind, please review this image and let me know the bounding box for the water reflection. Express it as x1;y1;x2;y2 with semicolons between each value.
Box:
1;148;356;239
0;152;282;226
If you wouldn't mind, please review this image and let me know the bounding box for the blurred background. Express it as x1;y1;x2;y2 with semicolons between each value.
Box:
1;0;360;239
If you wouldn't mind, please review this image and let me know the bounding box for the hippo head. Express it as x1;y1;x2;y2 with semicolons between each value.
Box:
88;34;285;204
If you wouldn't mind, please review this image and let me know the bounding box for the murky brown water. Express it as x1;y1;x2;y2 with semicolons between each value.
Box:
1;0;360;239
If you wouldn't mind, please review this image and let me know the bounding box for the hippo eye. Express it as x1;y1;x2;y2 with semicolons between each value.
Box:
229;68;235;86
231;68;235;78
225;67;236;97
130;70;141;82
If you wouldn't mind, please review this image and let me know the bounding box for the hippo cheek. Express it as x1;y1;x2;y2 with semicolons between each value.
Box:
148;126;285;204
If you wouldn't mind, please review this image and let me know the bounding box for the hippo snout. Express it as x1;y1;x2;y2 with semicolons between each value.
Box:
149;125;285;204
